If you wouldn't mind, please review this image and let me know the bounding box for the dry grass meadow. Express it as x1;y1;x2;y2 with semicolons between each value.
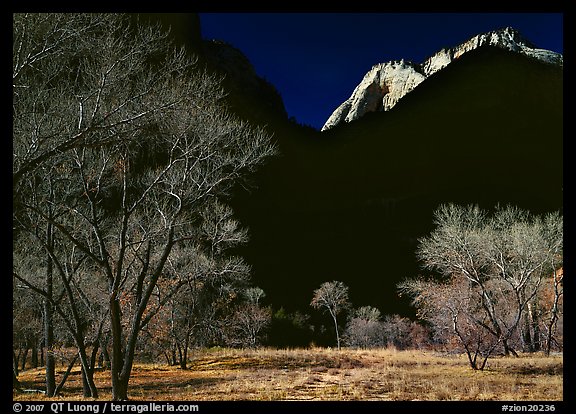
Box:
13;347;563;401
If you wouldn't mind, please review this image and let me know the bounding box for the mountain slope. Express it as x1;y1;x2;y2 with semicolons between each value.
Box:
231;46;562;318
322;27;562;130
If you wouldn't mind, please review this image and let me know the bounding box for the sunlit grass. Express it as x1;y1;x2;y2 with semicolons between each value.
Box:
14;348;563;401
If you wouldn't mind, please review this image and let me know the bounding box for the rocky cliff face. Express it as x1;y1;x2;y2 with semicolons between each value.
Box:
137;14;288;127
321;27;562;131
202;39;288;124
327;60;426;127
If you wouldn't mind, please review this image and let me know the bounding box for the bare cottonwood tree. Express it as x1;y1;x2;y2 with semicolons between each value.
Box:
12;275;43;376
542;267;563;355
13;13;275;400
343;306;384;349
14;221;110;397
13;15;113;394
399;204;563;369
399;275;502;369
244;287;266;305
311;281;351;350
227;304;272;348
381;314;429;350
144;200;254;367
344;308;429;350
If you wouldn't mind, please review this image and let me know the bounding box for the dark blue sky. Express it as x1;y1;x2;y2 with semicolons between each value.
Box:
200;13;563;130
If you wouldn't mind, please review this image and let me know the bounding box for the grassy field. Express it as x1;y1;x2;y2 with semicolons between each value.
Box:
13;347;563;401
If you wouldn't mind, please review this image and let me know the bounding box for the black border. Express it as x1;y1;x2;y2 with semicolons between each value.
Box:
9;4;572;414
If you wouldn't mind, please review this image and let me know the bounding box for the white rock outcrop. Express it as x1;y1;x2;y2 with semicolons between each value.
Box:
321;27;562;131
327;60;426;128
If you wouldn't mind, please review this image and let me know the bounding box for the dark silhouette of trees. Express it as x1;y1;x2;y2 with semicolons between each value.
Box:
267;308;313;348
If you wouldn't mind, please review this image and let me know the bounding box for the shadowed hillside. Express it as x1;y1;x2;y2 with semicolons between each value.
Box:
229;46;562;319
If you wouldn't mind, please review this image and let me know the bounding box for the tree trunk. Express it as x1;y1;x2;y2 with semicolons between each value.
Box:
80;364;98;398
331;313;341;351
163;351;171;366
171;343;177;366
531;315;541;352
44;320;56;396
503;340;518;357
113;376;130;401
20;346;28;371
176;342;184;369
109;292;138;400
13;349;19;377
110;294;126;400
100;341;111;370
31;341;39;368
53;354;78;397
520;290;534;352
13;368;21;391
521;310;534;352
44;223;56;397
75;340;99;398
528;301;541;352
545;270;562;356
179;336;189;370
82;368;91;397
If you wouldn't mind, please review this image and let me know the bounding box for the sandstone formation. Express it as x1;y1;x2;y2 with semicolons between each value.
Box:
322;27;562;131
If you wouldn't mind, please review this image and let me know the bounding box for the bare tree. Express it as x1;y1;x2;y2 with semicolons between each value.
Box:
381;314;429;350
13;231;109;397
12;276;43;376
227;304;272;348
542;267;563;355
143;200;253;368
399;204;563;369
13;14;114;188
399;276;502;369
536;213;563;355
311;281;351;350
344;308;430;350
13;13;276;400
343;306;384;349
225;287;271;349
244;287;266;305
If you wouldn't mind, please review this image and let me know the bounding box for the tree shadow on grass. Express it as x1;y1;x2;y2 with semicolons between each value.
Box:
189;353;367;372
16;367;228;399
504;363;563;376
129;376;226;394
